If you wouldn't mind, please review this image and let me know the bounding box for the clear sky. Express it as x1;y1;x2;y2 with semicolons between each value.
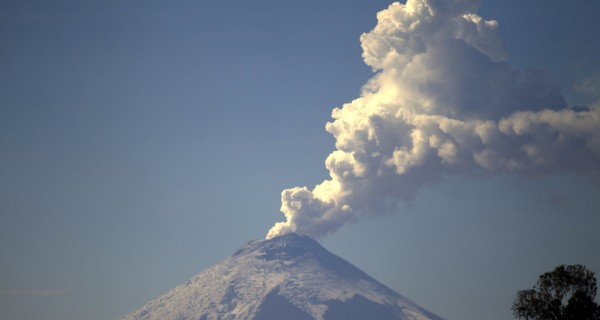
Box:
1;1;599;320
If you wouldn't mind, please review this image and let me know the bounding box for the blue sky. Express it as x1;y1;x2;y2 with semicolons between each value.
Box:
1;1;599;320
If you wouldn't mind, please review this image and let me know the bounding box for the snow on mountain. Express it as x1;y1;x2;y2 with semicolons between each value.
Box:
120;233;445;320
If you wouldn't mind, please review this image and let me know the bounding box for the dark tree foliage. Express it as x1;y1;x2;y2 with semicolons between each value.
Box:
512;264;600;320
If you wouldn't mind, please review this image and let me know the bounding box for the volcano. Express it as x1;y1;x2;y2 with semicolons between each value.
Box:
120;233;445;320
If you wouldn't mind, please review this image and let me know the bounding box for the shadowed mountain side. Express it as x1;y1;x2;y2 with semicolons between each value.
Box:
324;295;401;320
254;287;313;320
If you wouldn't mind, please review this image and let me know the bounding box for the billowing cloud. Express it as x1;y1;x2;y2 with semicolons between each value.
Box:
267;0;600;239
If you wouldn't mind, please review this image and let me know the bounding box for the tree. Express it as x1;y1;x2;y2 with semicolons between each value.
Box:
512;264;600;320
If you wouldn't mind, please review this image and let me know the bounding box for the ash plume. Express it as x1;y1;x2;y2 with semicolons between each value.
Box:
267;0;600;239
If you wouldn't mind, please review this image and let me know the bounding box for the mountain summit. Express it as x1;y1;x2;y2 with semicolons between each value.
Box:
120;233;445;320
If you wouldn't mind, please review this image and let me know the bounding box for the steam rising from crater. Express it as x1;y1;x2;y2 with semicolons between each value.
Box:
267;0;600;239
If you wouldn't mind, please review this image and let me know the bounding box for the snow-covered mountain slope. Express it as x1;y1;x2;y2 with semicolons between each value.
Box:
120;233;445;320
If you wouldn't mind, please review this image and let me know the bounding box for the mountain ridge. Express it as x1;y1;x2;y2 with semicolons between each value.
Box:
120;233;445;320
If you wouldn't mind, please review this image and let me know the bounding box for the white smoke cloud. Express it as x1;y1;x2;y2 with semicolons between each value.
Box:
266;0;600;239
